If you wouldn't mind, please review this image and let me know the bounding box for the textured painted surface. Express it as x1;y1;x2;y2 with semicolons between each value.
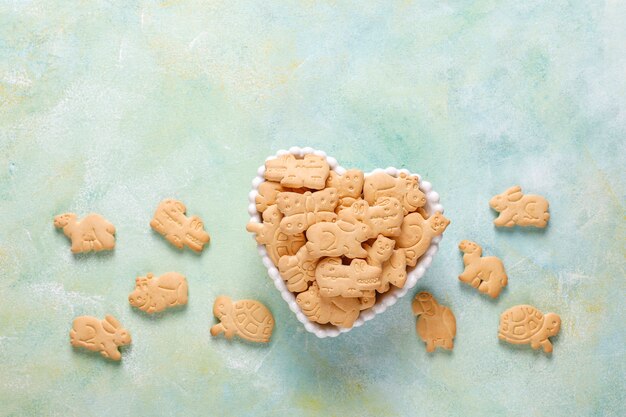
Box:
0;1;625;416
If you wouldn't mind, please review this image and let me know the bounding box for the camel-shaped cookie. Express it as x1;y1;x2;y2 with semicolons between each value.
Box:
412;292;456;352
275;188;338;234
489;185;550;228
296;282;360;328
265;154;330;190
246;205;306;265
277;246;319;293
150;199;210;252
128;272;188;314
315;257;382;298
458;240;508;298
305;219;371;259
339;197;404;238
54;213;116;254
396;212;450;266
363;172;426;215
70;315;131;360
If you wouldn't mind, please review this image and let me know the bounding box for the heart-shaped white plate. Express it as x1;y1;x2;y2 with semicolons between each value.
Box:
247;146;445;338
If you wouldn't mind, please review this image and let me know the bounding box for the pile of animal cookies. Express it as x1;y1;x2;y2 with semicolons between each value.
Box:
246;153;450;329
58;199;273;361
247;153;561;354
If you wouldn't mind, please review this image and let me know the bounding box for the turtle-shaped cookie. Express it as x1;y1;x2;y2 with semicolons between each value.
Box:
210;296;274;343
246;205;305;266
269;229;305;266
498;305;561;353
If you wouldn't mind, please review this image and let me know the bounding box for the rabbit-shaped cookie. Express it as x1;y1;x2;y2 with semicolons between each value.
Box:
70;315;131;361
305;219;371;259
489;186;550;228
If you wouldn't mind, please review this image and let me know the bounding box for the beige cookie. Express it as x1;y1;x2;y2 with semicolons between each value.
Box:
277;246;319;293
296;282;360;328
499;305;561;353
246;205;306;265
276;188;338;234
379;249;407;292
490;186;550;228
128;272;188;314
458;240;508;298
364;235;395;267
359;290;376;310
396;212;450;267
339;197;403;238
315;257;381;298
412;292;456;352
54;213;116;254
150;199;210;252
327;169;364;200
363;172;426;215
416;207;429;219
210;296;274;343
70;315;131;361
265;154;330;190
305;219;371;259
255;182;285;213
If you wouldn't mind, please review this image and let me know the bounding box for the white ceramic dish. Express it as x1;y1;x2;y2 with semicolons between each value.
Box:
247;146;445;338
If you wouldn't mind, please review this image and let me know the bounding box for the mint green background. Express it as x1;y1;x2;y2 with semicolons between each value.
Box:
1;1;624;416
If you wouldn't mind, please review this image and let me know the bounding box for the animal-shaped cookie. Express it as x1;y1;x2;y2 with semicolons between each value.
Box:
412;292;456;352
327;169;364;201
246;205;306;265
255;182;285;213
315;257;382;298
128;272;188;314
359;290;376;310
364;236;406;292
499;305;561;353
210;296;274;343
339;197;403;238
305;219;371;259
396;212;450;266
69;315;131;361
363;172;426;215
364;235;395;267
276;188;338;234
54;213;116;254
458;240;508;298
265;154;330;190
489;186;550;228
277;246;319;292
150;199;210;252
296;282;360;328
380;250;407;292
